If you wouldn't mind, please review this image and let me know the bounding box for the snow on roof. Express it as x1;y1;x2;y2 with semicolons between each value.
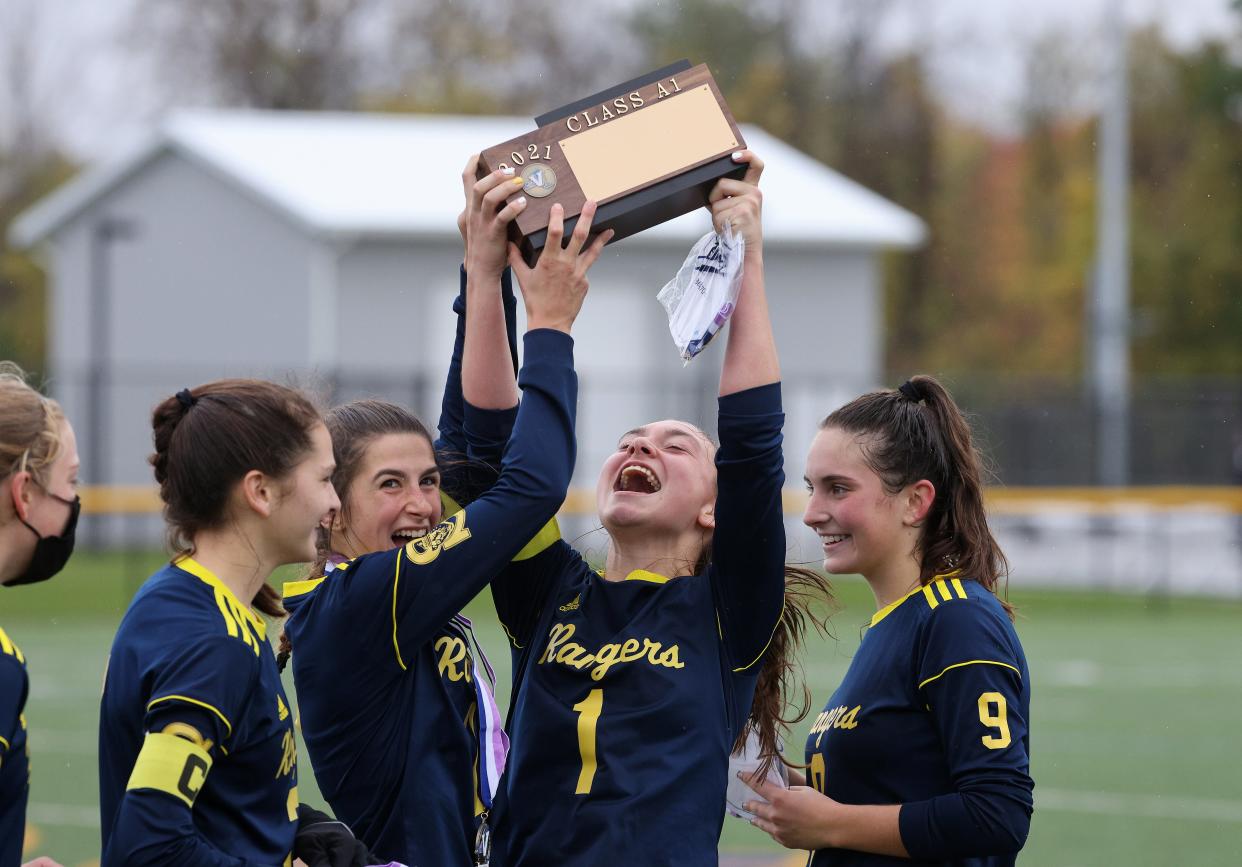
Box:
10;109;926;249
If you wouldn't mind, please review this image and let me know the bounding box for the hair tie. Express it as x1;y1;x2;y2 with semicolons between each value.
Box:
175;388;197;411
897;380;921;403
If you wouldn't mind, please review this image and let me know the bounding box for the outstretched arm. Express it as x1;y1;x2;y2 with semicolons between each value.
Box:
462;156;525;410
705;152;787;676
715;151;779;397
434;268;517;477
372;204;611;655
438;156;522;503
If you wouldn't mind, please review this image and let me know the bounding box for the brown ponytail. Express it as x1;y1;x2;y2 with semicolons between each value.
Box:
150;379;322;619
677;422;837;774
735;565;836;778
824;374;1013;619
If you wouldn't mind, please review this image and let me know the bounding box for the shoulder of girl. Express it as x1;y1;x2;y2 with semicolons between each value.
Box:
918;578;1008;626
919;593;1021;665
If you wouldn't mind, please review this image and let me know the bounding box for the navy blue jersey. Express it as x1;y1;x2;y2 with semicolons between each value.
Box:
99;558;299;867
283;326;577;865
488;383;787;867
805;575;1033;866
0;626;30;867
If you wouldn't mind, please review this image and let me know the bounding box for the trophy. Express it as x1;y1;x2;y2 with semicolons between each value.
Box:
478;60;747;265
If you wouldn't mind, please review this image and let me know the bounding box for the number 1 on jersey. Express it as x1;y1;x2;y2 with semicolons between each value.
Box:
573;688;603;794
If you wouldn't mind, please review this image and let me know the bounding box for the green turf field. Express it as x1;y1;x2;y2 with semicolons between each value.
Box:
4;550;1240;866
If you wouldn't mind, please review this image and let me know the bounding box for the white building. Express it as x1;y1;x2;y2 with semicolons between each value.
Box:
11;110;924;542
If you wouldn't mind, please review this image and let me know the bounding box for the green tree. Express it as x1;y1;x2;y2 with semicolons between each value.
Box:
372;0;629;117
1129;29;1242;374
0;152;77;372
0;0;77;371
629;0;946;374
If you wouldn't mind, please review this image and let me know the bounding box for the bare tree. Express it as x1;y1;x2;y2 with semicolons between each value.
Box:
377;0;631;116
129;0;378;110
0;0;54;205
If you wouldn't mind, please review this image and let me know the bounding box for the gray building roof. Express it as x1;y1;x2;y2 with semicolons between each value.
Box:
11;110;926;249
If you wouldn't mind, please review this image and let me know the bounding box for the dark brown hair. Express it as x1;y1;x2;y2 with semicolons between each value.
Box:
277;399;433;670
734;565;835;778
823;374;1013;618
150;379;322;618
678;423;836;777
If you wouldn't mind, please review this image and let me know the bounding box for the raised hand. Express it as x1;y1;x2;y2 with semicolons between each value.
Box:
459;154;528;277
708;150;765;251
713;149;778;395
507;201;613;334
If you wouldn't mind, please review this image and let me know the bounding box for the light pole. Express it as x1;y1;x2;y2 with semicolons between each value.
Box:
1090;0;1131;486
1082;0;1132;591
87;216;138;548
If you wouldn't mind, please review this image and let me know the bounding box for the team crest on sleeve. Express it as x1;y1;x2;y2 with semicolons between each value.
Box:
404;511;472;565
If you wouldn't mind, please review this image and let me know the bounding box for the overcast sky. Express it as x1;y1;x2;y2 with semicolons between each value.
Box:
2;0;1238;163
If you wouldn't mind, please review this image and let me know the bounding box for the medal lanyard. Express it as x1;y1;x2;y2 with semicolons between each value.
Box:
325;557;501;862
451;614;509;811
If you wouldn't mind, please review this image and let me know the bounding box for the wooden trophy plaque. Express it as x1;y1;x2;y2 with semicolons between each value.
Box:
478;60;747;265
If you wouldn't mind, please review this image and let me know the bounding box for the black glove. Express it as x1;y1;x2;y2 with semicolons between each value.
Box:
294;803;375;867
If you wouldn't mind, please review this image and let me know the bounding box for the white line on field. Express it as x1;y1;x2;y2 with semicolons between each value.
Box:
1037;787;1242;823
28;789;1242;829
28;802;100;827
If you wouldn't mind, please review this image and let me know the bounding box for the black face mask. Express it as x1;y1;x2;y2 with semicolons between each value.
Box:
9;491;80;587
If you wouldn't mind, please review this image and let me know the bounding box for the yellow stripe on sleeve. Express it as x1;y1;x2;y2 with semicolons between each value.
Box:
918;659;1022;690
513;518;562;561
126;731;213;808
282;577;325;599
392;549;408;671
936;581;953;602
147;695;233;738
730;602;787;673
0;628;18;661
921;585;940;610
498;619;525;649
951;577;967;599
213;592;240;640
